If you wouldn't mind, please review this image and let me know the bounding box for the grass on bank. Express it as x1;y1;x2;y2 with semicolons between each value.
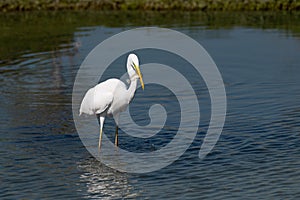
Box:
1;0;300;12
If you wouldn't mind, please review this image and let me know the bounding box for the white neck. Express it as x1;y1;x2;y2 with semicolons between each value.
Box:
126;77;138;103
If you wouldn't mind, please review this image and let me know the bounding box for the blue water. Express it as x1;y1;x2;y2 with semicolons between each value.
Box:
1;16;300;199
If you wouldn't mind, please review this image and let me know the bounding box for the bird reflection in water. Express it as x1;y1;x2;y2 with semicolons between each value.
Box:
78;158;140;199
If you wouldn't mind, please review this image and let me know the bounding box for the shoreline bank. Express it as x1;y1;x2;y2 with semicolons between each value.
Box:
1;0;300;12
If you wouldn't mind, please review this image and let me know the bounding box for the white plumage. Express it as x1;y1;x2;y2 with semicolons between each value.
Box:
79;54;144;150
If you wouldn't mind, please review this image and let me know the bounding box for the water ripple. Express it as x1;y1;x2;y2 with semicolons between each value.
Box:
1;23;300;199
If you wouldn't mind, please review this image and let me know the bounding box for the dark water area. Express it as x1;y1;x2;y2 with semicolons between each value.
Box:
1;11;300;199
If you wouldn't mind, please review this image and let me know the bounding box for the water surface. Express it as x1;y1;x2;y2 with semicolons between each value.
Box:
1;11;300;199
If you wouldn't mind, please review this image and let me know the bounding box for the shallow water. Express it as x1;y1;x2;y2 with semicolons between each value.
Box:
1;11;300;199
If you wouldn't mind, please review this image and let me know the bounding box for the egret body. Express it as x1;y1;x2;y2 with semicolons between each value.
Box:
79;54;144;150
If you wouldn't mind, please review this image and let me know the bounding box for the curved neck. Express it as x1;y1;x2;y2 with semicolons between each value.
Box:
126;78;138;103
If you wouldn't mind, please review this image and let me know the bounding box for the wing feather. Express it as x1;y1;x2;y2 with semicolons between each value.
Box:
79;78;127;116
79;84;113;116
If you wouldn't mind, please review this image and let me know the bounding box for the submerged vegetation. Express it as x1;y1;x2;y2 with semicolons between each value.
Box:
1;0;300;12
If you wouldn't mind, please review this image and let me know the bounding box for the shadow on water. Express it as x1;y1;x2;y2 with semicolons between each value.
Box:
1;11;300;64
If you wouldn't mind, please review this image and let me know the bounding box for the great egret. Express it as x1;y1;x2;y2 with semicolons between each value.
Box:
79;54;144;150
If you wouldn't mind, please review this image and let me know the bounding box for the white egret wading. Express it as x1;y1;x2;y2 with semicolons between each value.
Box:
79;54;144;150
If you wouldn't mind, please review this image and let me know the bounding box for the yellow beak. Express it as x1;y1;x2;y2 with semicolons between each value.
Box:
135;65;144;90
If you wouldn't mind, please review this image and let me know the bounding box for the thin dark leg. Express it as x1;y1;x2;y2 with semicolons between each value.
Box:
114;126;119;146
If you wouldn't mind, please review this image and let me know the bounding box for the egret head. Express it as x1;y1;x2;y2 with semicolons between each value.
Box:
127;54;144;90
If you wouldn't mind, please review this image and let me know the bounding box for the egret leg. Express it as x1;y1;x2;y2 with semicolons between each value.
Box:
99;128;103;150
115;126;119;146
98;116;105;151
113;113;120;147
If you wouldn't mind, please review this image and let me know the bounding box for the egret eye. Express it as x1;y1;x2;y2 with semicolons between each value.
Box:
131;63;136;71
